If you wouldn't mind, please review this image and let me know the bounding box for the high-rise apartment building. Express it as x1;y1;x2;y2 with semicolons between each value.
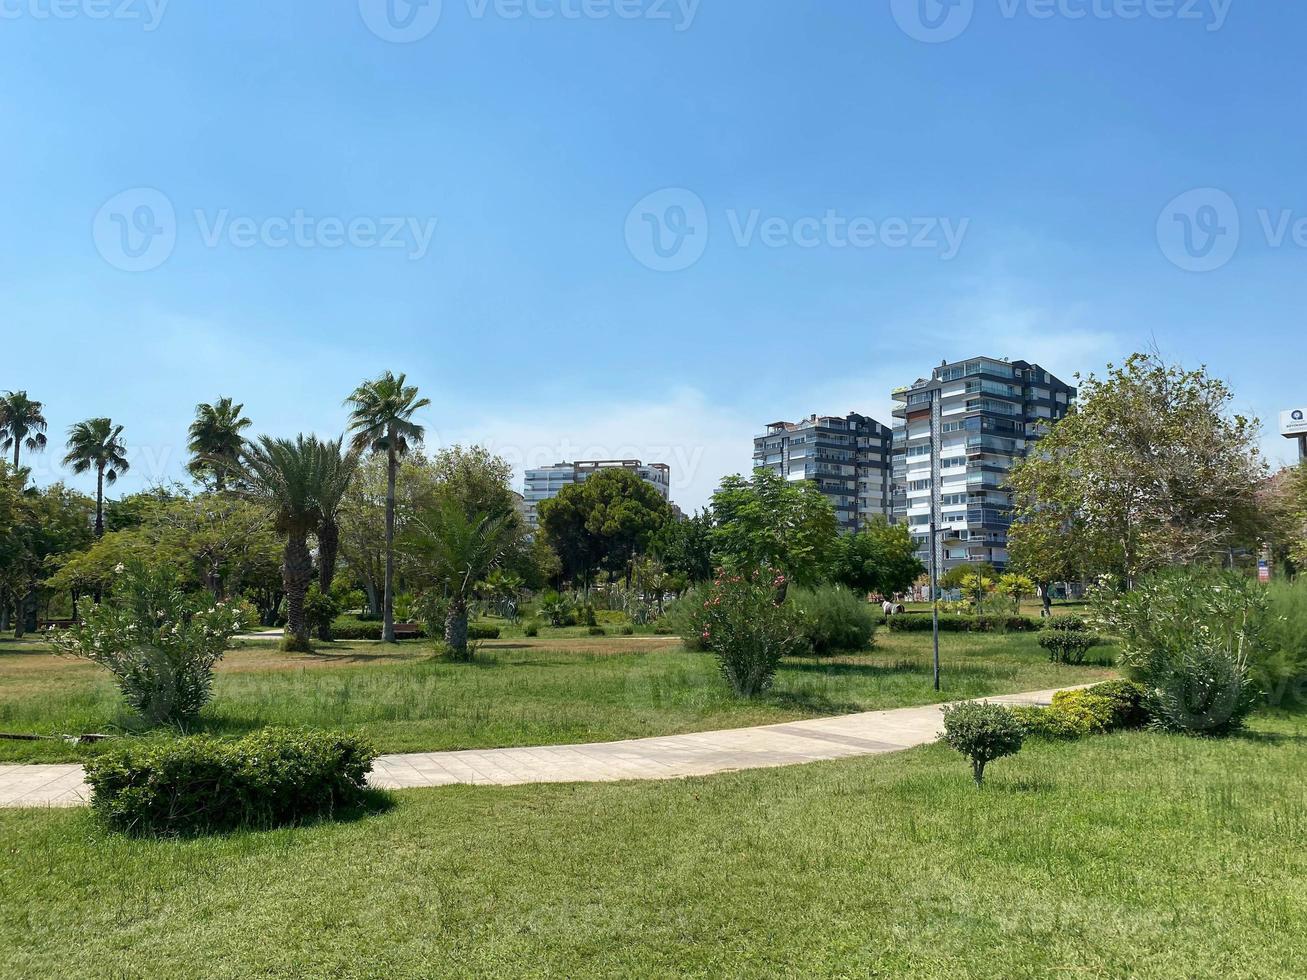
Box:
891;357;1075;573
522;459;672;529
753;413;893;532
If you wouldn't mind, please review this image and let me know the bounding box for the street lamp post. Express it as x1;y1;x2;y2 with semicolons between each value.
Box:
928;520;941;692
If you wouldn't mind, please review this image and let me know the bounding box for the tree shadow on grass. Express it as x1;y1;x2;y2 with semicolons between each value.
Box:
767;690;864;715
782;659;930;680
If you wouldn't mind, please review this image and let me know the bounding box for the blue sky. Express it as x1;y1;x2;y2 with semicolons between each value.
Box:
2;0;1304;510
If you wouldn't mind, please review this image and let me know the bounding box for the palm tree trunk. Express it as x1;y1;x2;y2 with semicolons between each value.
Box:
283;533;313;651
94;466;105;537
12;443;19;470
382;439;397;643
317;518;340;641
444;594;469;661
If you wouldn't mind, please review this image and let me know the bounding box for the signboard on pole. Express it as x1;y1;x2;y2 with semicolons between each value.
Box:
1282;408;1307;438
1259;560;1271;583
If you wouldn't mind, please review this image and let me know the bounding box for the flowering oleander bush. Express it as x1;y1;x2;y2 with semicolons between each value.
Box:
697;568;804;698
53;562;243;727
1094;568;1263;735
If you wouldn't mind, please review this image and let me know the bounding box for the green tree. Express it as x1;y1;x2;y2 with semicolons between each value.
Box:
62;417;129;537
959;571;995;609
344;372;431;643
187;397;252;492
1007;507;1084;617
829;516;924;597
1010;353;1268;587
539;468;670;588
241;435;333;651
1;476;94;635
711;470;837;586
938;562;996;592
650;509;715;583
0;390;48;472
996;572;1035;613
338;453;437;617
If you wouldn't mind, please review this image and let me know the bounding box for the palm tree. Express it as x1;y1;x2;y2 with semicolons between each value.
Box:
315;437;361;641
406;497;514;660
188;397;252;492
241;435;329;652
344;372;430;643
0;391;49;472
62;418;129;537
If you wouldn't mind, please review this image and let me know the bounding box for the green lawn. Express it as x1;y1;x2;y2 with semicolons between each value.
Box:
2;709;1302;978
0;631;1115;763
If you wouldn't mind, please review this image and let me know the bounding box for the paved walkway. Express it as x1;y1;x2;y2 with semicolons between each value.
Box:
0;687;1072;808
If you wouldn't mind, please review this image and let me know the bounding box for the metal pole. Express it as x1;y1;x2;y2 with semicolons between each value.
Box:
930;522;941;692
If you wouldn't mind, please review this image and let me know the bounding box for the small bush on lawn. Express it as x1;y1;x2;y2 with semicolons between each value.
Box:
665;585;710;651
588;626;607;636
1038;616;1101;664
789;585;878;656
698;568;804;698
53;562;243;727
85;729;376;836
1095;567;1262;735
523;620;541;638
1014;690;1121;740
1086;679;1151;729
469;624;501;640
941;701;1024;787
621;625;635;636
538;591;575;627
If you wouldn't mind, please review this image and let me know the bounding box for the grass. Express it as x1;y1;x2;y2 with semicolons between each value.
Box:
1;709;1302;978
0;631;1116;763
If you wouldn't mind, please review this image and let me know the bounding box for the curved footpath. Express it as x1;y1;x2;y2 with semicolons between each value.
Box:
0;687;1080;808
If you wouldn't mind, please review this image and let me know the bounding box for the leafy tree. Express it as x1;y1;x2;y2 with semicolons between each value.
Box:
1010;353;1267;587
1007;508;1083;617
187;397;252;492
938;562;996;592
959;572;995;609
0;473;95;634
711;469;837;586
241;435;334;652
0;390;48;472
829;516;924;597
650;509;715;583
996;573;1035;613
63;417;129;537
345;371;431;643
941;702;1025;787
338;453;437;617
539;468;671;588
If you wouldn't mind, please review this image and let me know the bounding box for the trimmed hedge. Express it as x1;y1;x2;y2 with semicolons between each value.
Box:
1013;681;1152;740
85;729;376;836
469;625;501;641
329;618;428;641
888;614;1042;633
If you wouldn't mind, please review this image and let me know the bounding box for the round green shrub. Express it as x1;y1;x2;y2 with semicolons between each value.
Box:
941;701;1025;787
